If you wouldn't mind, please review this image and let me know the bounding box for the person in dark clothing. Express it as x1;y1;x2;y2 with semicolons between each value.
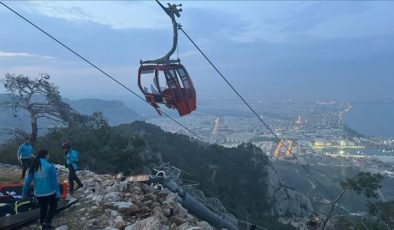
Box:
22;148;60;229
17;138;34;178
62;142;83;194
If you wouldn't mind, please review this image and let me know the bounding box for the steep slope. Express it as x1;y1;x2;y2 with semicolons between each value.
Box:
115;121;313;228
0;121;312;229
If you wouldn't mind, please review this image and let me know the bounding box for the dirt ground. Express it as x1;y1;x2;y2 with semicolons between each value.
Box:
0;167;23;184
0;165;69;185
1;164;84;230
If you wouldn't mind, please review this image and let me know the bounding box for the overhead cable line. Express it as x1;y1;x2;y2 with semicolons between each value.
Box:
334;205;366;230
1;0;329;201
2;1;335;228
179;27;333;200
180;25;349;226
0;1;207;144
2;3;273;229
180;24;366;227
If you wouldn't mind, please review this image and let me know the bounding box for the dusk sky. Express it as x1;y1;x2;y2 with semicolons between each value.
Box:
1;1;393;102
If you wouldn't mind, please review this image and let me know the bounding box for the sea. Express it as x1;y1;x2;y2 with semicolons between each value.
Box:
344;102;394;138
342;102;394;159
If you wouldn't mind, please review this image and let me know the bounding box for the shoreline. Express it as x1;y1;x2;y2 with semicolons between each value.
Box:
344;103;394;138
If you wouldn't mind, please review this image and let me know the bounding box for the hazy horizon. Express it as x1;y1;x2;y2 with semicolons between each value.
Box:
1;1;394;102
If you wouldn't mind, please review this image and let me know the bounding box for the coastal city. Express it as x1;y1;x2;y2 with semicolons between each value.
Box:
148;98;394;179
1;1;394;229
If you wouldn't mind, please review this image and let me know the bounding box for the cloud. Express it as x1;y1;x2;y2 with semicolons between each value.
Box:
0;62;141;98
192;1;393;44
306;3;394;39
6;1;394;44
20;1;169;30
0;51;53;59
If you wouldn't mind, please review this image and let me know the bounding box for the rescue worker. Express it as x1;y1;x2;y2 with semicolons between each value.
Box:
17;138;34;178
62;142;83;194
22;148;60;229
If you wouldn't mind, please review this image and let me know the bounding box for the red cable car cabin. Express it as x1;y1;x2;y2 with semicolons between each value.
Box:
138;63;196;116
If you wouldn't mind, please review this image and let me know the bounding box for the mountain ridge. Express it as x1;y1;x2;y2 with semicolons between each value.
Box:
0;94;143;143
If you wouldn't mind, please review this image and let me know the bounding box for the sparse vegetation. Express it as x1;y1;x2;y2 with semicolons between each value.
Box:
327;172;394;230
0;121;294;229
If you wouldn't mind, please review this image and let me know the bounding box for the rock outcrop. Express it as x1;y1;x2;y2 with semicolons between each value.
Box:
265;165;313;217
0;164;215;230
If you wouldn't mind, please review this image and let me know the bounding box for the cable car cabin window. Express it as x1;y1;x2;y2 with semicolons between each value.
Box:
165;69;182;101
177;68;190;89
157;70;168;93
175;66;195;103
176;67;191;89
140;68;160;95
164;69;177;84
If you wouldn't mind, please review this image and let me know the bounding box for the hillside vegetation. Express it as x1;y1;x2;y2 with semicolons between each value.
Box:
0;121;295;229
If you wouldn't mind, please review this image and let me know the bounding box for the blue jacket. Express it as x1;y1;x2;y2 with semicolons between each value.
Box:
22;158;60;198
17;143;34;159
65;149;79;170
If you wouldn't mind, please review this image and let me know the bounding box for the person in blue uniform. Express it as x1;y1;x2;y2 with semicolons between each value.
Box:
17;138;35;179
62;142;83;194
22;148;60;229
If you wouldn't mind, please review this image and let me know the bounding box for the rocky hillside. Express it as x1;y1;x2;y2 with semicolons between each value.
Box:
118;122;313;220
1;121;313;229
1;163;216;230
265;166;313;217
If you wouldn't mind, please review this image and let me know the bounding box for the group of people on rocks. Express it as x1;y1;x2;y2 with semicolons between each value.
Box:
17;138;83;229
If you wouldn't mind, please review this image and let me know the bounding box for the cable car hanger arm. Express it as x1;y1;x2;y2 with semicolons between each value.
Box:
140;1;182;65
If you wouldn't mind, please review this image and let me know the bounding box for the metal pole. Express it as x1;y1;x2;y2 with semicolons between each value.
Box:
141;1;181;64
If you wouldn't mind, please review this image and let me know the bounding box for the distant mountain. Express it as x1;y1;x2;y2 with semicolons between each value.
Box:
0;94;30;143
0;94;143;143
68;98;143;126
